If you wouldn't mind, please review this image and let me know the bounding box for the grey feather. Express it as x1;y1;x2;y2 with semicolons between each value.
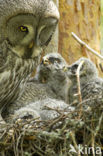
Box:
35;52;70;102
0;0;59;121
14;108;41;121
3;53;71;122
13;98;75;122
67;57;103;109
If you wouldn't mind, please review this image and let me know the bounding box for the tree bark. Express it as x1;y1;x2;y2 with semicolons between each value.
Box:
59;0;101;73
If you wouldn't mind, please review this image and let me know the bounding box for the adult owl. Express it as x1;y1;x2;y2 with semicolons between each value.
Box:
0;0;59;115
67;57;103;109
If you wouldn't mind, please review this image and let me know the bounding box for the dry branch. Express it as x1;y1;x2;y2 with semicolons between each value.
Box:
71;32;103;60
76;60;84;119
76;60;84;103
70;131;81;156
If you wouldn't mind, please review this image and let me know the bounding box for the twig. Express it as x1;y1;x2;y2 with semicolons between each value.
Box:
44;105;63;115
32;142;46;155
71;32;103;60
70;131;81;156
94;112;103;137
76;60;84;118
76;60;84;103
91;133;95;156
48;114;65;130
87;112;103;147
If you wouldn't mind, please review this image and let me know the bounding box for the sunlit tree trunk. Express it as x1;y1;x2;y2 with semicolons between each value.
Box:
59;0;101;74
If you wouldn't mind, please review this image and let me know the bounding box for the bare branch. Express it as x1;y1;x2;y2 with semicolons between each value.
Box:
94;112;103;137
70;131;81;156
76;60;84;118
71;32;103;60
76;60;84;103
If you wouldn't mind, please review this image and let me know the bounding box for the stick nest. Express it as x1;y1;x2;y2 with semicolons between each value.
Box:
0;100;103;156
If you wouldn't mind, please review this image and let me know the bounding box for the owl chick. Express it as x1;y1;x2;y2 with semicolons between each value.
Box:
34;52;70;102
14;108;41;122
13;98;75;124
0;0;59;116
67;57;103;108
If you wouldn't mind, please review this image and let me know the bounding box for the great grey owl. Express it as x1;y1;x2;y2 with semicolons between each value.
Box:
3;53;71;121
0;0;59;116
67;57;103;109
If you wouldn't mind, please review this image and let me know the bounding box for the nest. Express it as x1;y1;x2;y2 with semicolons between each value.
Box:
0;59;103;156
0;100;103;156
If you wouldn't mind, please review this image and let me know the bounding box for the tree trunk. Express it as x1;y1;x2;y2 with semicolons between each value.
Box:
59;0;101;74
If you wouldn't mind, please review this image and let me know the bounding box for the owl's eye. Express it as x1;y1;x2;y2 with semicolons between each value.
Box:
19;26;28;32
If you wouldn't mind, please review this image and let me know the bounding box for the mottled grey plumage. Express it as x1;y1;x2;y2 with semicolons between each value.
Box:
35;52;70;102
14;108;41;121
67;57;103;108
12;98;75;123
0;0;59;116
3;82;56;120
3;53;70;121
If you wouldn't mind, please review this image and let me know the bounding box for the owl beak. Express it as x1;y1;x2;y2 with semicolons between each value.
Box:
65;66;72;76
63;66;68;72
43;58;49;65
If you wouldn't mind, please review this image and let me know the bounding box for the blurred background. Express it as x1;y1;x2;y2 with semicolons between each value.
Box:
101;0;103;54
46;0;103;76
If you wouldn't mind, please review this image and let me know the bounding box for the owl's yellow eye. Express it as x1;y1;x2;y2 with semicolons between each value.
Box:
19;26;28;32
